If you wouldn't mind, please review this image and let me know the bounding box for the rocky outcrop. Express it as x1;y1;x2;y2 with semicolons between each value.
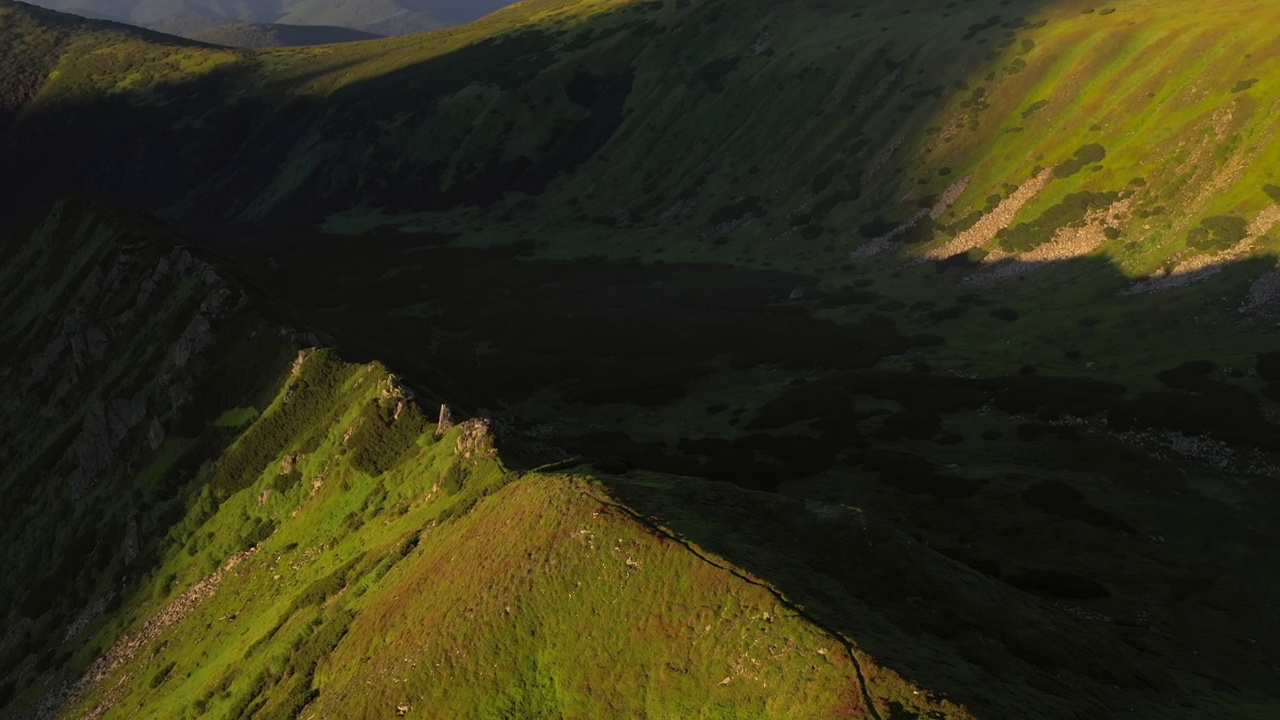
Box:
1;203;303;720
172;315;212;369
122;517;140;566
924;167;1054;260
147;418;165;450
1241;264;1280;316
69;396;148;498
0;202;269;509
382;373;415;400
455;418;496;461
437;404;455;436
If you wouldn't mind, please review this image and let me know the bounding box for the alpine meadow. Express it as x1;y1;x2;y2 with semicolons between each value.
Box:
1;0;1279;718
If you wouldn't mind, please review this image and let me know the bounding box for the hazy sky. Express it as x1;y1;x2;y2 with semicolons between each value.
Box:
20;0;517;35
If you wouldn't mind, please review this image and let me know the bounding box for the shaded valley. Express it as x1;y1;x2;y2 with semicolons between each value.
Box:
3;0;1280;718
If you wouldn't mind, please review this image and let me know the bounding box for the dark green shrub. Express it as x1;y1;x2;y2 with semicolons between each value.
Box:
1258;351;1280;381
210;351;351;500
1155;360;1218;390
442;458;470;495
809;159;847;193
998;191;1117;252
272;469;303;495
1004;569;1108;598
858;216;898;238
285;556;363;615
707;196;763;226
398;532;422;558
347;399;428;476
239;517;276;551
1055;143;1107;177
874;409;941;440
1187;214;1247;252
149;661;177;689
690;56;740;93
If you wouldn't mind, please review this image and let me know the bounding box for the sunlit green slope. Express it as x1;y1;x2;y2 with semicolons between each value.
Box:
35;353;893;720
6;0;1280;284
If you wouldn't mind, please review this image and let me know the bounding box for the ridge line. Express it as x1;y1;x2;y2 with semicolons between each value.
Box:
581;488;885;720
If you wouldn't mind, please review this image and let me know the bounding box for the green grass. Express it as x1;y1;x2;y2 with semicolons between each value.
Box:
212;407;259;428
31;349;901;720
7;0;1280;291
6;1;1280;719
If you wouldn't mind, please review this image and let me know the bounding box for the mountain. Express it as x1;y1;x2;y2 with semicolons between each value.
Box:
21;0;517;35
0;199;933;719
2;0;1280;718
189;22;382;48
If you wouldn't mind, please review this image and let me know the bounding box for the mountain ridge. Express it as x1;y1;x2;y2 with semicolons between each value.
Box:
0;199;966;720
188;22;383;48
3;0;1280;717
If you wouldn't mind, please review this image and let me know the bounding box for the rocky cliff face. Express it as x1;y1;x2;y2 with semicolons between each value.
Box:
0;199;298;698
3;202;251;495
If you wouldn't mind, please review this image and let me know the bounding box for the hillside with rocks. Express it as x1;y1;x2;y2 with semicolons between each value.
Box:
2;0;1280;718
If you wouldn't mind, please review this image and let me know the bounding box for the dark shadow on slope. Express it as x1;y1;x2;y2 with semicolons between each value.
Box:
0;0;1077;224
222;239;1280;716
0;0;660;226
595;293;1280;712
9;0;1280;717
0;200;306;717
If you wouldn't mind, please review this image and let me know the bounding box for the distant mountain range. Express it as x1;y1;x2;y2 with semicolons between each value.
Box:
188;22;381;48
22;0;517;37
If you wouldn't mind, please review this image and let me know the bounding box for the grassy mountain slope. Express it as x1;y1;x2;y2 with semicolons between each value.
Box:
4;0;1280;283
4;1;1280;718
0;198;298;714
35;353;884;720
0;204;1274;719
189;22;382;48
